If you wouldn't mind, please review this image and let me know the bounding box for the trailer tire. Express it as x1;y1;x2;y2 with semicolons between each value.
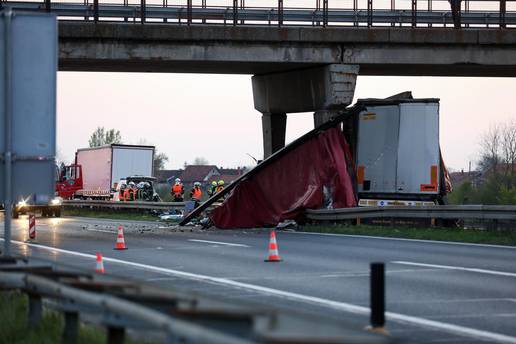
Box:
54;209;61;218
13;210;19;219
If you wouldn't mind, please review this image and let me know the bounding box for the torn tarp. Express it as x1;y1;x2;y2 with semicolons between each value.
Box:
210;127;357;228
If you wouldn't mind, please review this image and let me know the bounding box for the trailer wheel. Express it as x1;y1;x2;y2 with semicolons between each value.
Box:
13;210;19;219
54;209;61;218
42;210;48;217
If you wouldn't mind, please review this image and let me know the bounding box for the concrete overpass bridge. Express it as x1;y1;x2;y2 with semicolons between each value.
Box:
3;0;516;157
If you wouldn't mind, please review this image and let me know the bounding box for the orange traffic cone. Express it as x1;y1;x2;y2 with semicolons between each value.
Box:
114;225;128;250
265;229;282;262
95;252;105;273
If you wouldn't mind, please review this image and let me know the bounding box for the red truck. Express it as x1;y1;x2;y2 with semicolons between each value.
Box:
56;144;155;200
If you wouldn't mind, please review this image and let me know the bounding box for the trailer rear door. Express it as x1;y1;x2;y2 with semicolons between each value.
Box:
396;103;440;194
356;105;399;194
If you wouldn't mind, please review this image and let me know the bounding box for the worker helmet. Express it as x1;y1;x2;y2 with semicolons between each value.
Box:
194;182;201;187
211;181;217;186
175;178;181;183
218;180;224;186
128;181;135;186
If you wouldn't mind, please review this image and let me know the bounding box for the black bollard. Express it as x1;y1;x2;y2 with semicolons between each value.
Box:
370;262;385;328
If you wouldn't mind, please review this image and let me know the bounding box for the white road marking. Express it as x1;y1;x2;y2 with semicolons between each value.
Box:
320;268;441;278
84;228;116;234
291;231;516;250
392;261;516;278
4;238;516;344
188;239;250;248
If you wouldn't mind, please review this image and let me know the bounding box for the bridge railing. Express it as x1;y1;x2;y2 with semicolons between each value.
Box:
1;0;515;28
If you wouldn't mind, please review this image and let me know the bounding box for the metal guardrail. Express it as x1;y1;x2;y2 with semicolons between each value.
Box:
0;257;389;344
63;199;185;211
306;205;516;221
1;0;515;28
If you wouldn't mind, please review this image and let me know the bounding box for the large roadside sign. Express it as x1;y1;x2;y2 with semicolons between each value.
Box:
0;11;57;202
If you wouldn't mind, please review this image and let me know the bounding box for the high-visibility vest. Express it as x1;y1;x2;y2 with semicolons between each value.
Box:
172;184;183;196
123;188;133;201
216;185;224;193
191;187;202;200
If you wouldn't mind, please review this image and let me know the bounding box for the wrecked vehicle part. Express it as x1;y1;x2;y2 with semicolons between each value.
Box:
179;106;364;228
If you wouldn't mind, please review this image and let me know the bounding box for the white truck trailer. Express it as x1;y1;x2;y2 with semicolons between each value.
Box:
350;97;448;205
74;144;155;199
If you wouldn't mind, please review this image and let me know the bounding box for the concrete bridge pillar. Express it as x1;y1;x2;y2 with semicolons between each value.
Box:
262;113;287;158
252;64;359;158
313;110;339;128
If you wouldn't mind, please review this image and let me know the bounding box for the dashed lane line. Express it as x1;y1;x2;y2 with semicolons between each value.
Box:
392;261;516;278
188;239;250;247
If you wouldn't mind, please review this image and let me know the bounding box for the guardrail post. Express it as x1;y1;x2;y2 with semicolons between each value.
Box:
240;0;245;24
323;0;328;27
353;0;358;26
28;293;43;328
108;326;125;344
201;0;206;23
233;0;238;26
411;0;417;27
500;0;506;28
367;0;372;27
278;0;283;27
62;311;79;344
370;262;385;329
140;0;146;23
93;0;99;22
187;0;192;25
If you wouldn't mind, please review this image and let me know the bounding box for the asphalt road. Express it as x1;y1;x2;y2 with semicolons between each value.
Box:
1;215;516;343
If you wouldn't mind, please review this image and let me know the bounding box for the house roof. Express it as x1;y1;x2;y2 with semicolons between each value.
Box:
180;165;219;183
208;174;240;184
156;169;183;183
219;167;246;176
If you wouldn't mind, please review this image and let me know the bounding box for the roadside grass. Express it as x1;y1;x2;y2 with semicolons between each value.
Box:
63;208;159;222
0;291;105;344
300;224;516;246
0;291;157;344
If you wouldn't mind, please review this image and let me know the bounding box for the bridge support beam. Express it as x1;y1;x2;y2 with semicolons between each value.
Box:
252;64;359;158
314;110;339;128
262;113;287;158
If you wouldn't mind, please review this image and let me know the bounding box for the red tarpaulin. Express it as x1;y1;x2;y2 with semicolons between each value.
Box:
210;127;357;228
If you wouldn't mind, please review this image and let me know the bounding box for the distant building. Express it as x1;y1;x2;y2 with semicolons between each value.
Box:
180;165;220;186
156;169;183;185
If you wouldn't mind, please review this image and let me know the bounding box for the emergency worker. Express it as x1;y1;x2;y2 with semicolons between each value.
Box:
119;184;127;201
171;178;184;202
124;181;136;201
189;182;202;208
216;180;225;193
207;181;217;197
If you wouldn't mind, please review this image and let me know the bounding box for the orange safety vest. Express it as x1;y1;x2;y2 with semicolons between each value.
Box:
191;187;202;200
172;184;183;196
216;185;224;193
124;188;134;201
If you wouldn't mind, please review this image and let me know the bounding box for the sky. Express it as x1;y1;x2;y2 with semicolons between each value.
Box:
57;72;516;171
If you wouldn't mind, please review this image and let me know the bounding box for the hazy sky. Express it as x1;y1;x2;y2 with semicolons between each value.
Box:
57;72;516;171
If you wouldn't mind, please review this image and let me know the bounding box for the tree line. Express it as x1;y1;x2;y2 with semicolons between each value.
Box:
449;120;516;205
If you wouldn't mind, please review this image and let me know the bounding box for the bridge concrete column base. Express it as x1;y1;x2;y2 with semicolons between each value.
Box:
262;113;287;159
253;64;358;158
252;64;359;114
314;110;339;128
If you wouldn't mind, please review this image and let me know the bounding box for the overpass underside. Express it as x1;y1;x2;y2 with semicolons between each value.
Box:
60;23;516;77
58;22;516;157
